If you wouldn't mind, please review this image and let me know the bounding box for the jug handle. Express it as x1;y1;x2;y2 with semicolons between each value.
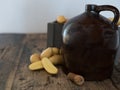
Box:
95;5;119;29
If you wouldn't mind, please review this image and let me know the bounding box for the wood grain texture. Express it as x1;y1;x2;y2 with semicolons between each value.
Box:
0;34;26;90
0;34;120;90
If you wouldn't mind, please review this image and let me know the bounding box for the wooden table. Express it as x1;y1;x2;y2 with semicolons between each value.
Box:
0;34;120;90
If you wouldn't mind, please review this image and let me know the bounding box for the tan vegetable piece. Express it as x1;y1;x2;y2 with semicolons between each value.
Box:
29;61;43;70
41;57;58;74
118;18;120;25
108;17;120;25
59;48;63;55
49;55;63;65
41;47;53;58
52;47;59;55
30;53;41;63
67;72;85;86
57;16;67;23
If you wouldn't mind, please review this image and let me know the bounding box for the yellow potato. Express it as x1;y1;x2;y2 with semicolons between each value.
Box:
118;18;120;25
41;47;53;58
67;72;85;86
108;17;120;25
30;53;41;63
29;61;43;70
49;55;64;65
59;48;63;55
41;57;58;74
57;16;67;23
52;47;59;55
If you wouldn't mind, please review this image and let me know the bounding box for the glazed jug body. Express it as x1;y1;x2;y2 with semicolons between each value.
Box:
62;4;119;80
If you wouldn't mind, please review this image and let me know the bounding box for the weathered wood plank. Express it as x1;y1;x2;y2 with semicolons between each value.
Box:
5;46;25;90
0;34;26;90
0;34;25;48
0;46;24;90
0;34;120;90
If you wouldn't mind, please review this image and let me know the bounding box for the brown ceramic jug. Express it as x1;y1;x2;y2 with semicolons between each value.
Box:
62;4;119;80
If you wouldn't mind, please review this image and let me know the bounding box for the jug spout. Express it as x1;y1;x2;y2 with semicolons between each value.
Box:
85;4;97;12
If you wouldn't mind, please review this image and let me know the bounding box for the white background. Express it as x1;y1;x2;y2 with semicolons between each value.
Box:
0;0;120;33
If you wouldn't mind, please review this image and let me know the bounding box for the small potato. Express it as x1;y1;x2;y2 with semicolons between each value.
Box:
30;53;41;63
118;18;120;25
67;72;85;86
41;47;53;58
59;48;63;55
108;17;120;25
57;16;67;23
29;61;43;70
41;57;58;74
49;55;64;65
52;47;59;55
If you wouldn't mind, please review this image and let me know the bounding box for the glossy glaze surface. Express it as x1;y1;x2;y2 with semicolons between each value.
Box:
62;5;119;80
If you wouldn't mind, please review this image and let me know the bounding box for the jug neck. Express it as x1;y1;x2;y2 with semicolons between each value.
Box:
86;4;97;12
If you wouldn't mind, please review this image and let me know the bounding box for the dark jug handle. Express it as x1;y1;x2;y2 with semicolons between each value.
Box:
86;4;119;29
95;5;119;29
